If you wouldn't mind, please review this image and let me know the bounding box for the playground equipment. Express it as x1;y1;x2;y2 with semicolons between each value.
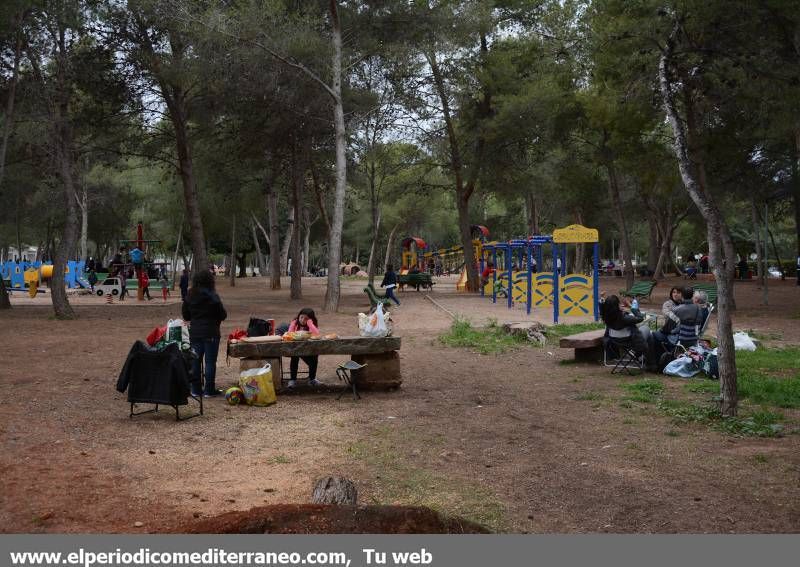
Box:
1;259;91;292
400;237;427;274
116;221;169;301
421;225;490;291
480;224;600;323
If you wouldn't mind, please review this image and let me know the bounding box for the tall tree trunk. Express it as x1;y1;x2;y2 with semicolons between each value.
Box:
324;0;347;311
252;220;266;277
280;206;294;276
302;208;314;277
51;121;79;319
266;177;281;289
384;223;400;273
751;197;764;286
171;218;183;289
0;10;22;199
229;211;236;287
792;127;800;284
604;156;634;289
660;35;737;416
427;49;481;292
366;209;381;286
525;193;539;235
290;144;305;300
647;213;659;275
76;178;88;261
166;96;208;274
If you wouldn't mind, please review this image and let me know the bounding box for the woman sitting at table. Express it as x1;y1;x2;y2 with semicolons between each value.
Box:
601;294;656;369
287;308;322;388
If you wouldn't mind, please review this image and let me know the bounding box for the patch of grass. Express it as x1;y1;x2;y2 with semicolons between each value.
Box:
619;401;633;409
736;348;800;408
753;454;768;464
684;380;719;394
656;400;784;438
267;454;291;464
344;435;507;531
747;329;784;341
438;318;527;355
665;430;680;437
575;391;603;401
622;379;665;403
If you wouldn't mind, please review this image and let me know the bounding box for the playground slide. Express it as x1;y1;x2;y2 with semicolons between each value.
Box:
76;276;92;289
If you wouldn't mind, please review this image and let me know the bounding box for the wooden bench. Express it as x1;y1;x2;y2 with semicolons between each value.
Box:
363;284;392;309
559;329;605;363
619;280;657;302
228;336;402;391
398;273;434;291
691;281;717;305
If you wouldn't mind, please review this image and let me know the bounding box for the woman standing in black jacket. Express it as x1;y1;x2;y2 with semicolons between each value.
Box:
181;270;227;397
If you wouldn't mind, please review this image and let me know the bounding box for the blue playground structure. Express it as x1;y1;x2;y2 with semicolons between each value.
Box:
479;224;600;323
1;260;90;291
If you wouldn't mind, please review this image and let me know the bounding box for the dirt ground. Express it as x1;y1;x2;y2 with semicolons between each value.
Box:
1;275;799;533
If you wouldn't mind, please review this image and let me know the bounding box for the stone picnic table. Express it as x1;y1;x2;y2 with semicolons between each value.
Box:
228;336;402;392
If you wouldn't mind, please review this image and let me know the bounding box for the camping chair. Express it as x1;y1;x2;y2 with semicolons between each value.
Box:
603;334;645;375
121;342;204;421
336;360;365;400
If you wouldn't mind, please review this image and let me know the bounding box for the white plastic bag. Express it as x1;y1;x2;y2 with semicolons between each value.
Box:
360;303;389;337
167;318;189;344
733;331;757;351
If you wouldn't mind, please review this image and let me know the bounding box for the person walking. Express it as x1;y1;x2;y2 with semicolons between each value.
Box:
182;271;227;397
179;269;189;301
380;264;400;306
141;271;153;300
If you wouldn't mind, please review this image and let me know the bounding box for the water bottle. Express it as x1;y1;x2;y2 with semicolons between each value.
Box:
631;298;639;311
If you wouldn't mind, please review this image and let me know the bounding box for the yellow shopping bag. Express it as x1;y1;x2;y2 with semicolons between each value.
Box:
238;364;277;406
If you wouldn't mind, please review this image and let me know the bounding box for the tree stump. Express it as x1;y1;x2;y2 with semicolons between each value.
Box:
503;322;547;345
311;476;357;505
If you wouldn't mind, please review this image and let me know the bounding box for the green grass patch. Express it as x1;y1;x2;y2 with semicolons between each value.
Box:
575;391;603;401
736;348;800;408
683;380;719;395
622;379;665;403
438;318;527;355
656;400;784;437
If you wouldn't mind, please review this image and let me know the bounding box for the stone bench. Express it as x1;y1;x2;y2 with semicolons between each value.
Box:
228;336;402;391
559;329;605;363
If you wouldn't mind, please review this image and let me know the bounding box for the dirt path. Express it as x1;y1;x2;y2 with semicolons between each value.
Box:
1;276;799;533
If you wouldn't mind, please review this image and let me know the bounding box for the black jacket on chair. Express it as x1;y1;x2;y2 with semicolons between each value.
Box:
116;341;197;405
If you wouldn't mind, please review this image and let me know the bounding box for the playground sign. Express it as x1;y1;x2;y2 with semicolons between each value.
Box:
553;224;599;243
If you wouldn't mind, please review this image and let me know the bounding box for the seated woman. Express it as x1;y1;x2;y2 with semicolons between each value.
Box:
601;294;655;368
662;286;683;316
287;308;322;388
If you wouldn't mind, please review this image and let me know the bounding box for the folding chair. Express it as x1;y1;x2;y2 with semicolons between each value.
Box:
603;336;645;375
336;360;365;400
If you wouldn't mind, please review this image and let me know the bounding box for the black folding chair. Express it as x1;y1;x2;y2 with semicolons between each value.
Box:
603;336;645;375
336;360;365;400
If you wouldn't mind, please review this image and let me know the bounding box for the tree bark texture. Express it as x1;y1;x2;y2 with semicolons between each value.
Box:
229;211;236;287
384;223;399;273
659;33;737;416
266;175;281;288
290;144;305;300
604;156;635;289
324;0;348;312
251;220;266;277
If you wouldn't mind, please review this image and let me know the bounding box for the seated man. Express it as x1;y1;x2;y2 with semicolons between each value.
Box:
654;287;704;353
693;290;710;331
